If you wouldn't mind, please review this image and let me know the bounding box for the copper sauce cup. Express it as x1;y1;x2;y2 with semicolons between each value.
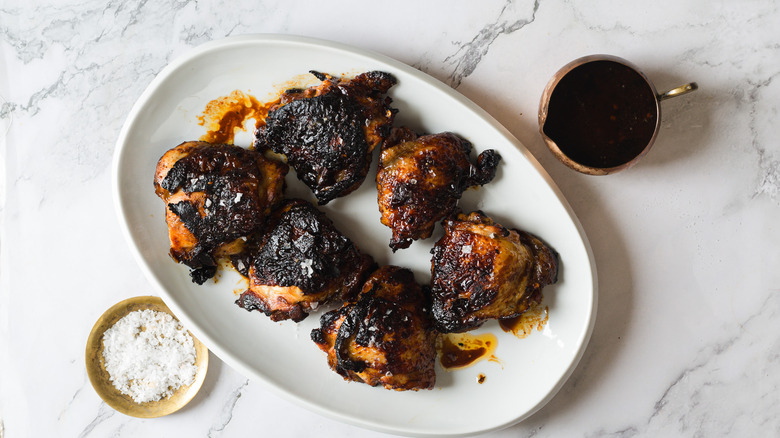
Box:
539;55;697;175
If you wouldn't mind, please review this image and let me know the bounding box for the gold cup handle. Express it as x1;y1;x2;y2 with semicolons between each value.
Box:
657;82;698;101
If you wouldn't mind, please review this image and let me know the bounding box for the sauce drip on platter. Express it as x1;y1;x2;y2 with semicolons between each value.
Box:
198;90;278;144
438;332;498;370
498;305;549;339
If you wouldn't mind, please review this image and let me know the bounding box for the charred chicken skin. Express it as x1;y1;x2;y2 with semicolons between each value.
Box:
311;266;437;391
154;141;287;284
236;199;375;322
255;70;397;205
430;211;558;333
376;127;501;251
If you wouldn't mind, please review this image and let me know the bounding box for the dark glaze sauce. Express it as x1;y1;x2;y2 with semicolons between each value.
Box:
159;142;275;283
246;199;371;294
498;304;549;339
477;373;486;384
378;127;501;251
438;332;497;370
198;90;278;144
254;71;397;205
543;60;657;169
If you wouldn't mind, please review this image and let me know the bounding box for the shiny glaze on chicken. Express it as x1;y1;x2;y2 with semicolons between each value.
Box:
311;266;437;391
430;211;558;333
376;127;501;251
236;199;375;322
154;141;287;284
255;71;397;204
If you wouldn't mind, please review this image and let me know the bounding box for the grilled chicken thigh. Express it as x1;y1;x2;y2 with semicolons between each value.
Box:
311;266;437;390
430;211;558;333
154;141;287;284
255;71;397;204
236;199;375;322
376;127;501;251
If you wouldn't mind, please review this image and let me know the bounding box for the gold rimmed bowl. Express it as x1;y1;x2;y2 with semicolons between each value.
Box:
85;296;209;418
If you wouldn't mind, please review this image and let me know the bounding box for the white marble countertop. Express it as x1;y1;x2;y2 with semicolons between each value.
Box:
2;1;779;437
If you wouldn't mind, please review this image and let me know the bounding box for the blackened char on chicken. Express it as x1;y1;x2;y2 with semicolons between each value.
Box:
430;211;558;333
311;265;437;390
255;71;397;204
377;127;501;251
153;141;287;284
236;198;375;322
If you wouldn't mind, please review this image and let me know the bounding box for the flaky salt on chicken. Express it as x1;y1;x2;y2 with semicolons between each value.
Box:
311;266;437;391
376;127;500;251
235;199;375;322
430;211;558;333
254;71;397;204
153;141;287;284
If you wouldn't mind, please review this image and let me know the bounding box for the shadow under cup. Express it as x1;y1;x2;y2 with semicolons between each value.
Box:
539;55;697;175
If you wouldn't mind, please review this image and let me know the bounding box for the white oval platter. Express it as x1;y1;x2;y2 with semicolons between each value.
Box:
112;34;597;437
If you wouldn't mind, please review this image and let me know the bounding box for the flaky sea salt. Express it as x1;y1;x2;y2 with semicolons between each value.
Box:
300;258;314;277
102;309;197;403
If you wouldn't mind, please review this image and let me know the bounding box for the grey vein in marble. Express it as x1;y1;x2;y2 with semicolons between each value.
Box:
443;0;540;88
600;292;779;437
58;375;86;422
585;426;639;438
747;74;780;200
0;70;66;119
77;403;115;438
207;379;250;437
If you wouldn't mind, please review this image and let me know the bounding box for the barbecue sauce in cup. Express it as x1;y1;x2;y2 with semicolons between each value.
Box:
542;60;658;169
539;55;697;175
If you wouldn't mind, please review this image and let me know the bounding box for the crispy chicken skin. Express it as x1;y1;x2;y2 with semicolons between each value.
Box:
311;266;437;391
236;199;375;322
430;211;558;333
376;127;501;251
154;141;287;284
255;71;397;205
